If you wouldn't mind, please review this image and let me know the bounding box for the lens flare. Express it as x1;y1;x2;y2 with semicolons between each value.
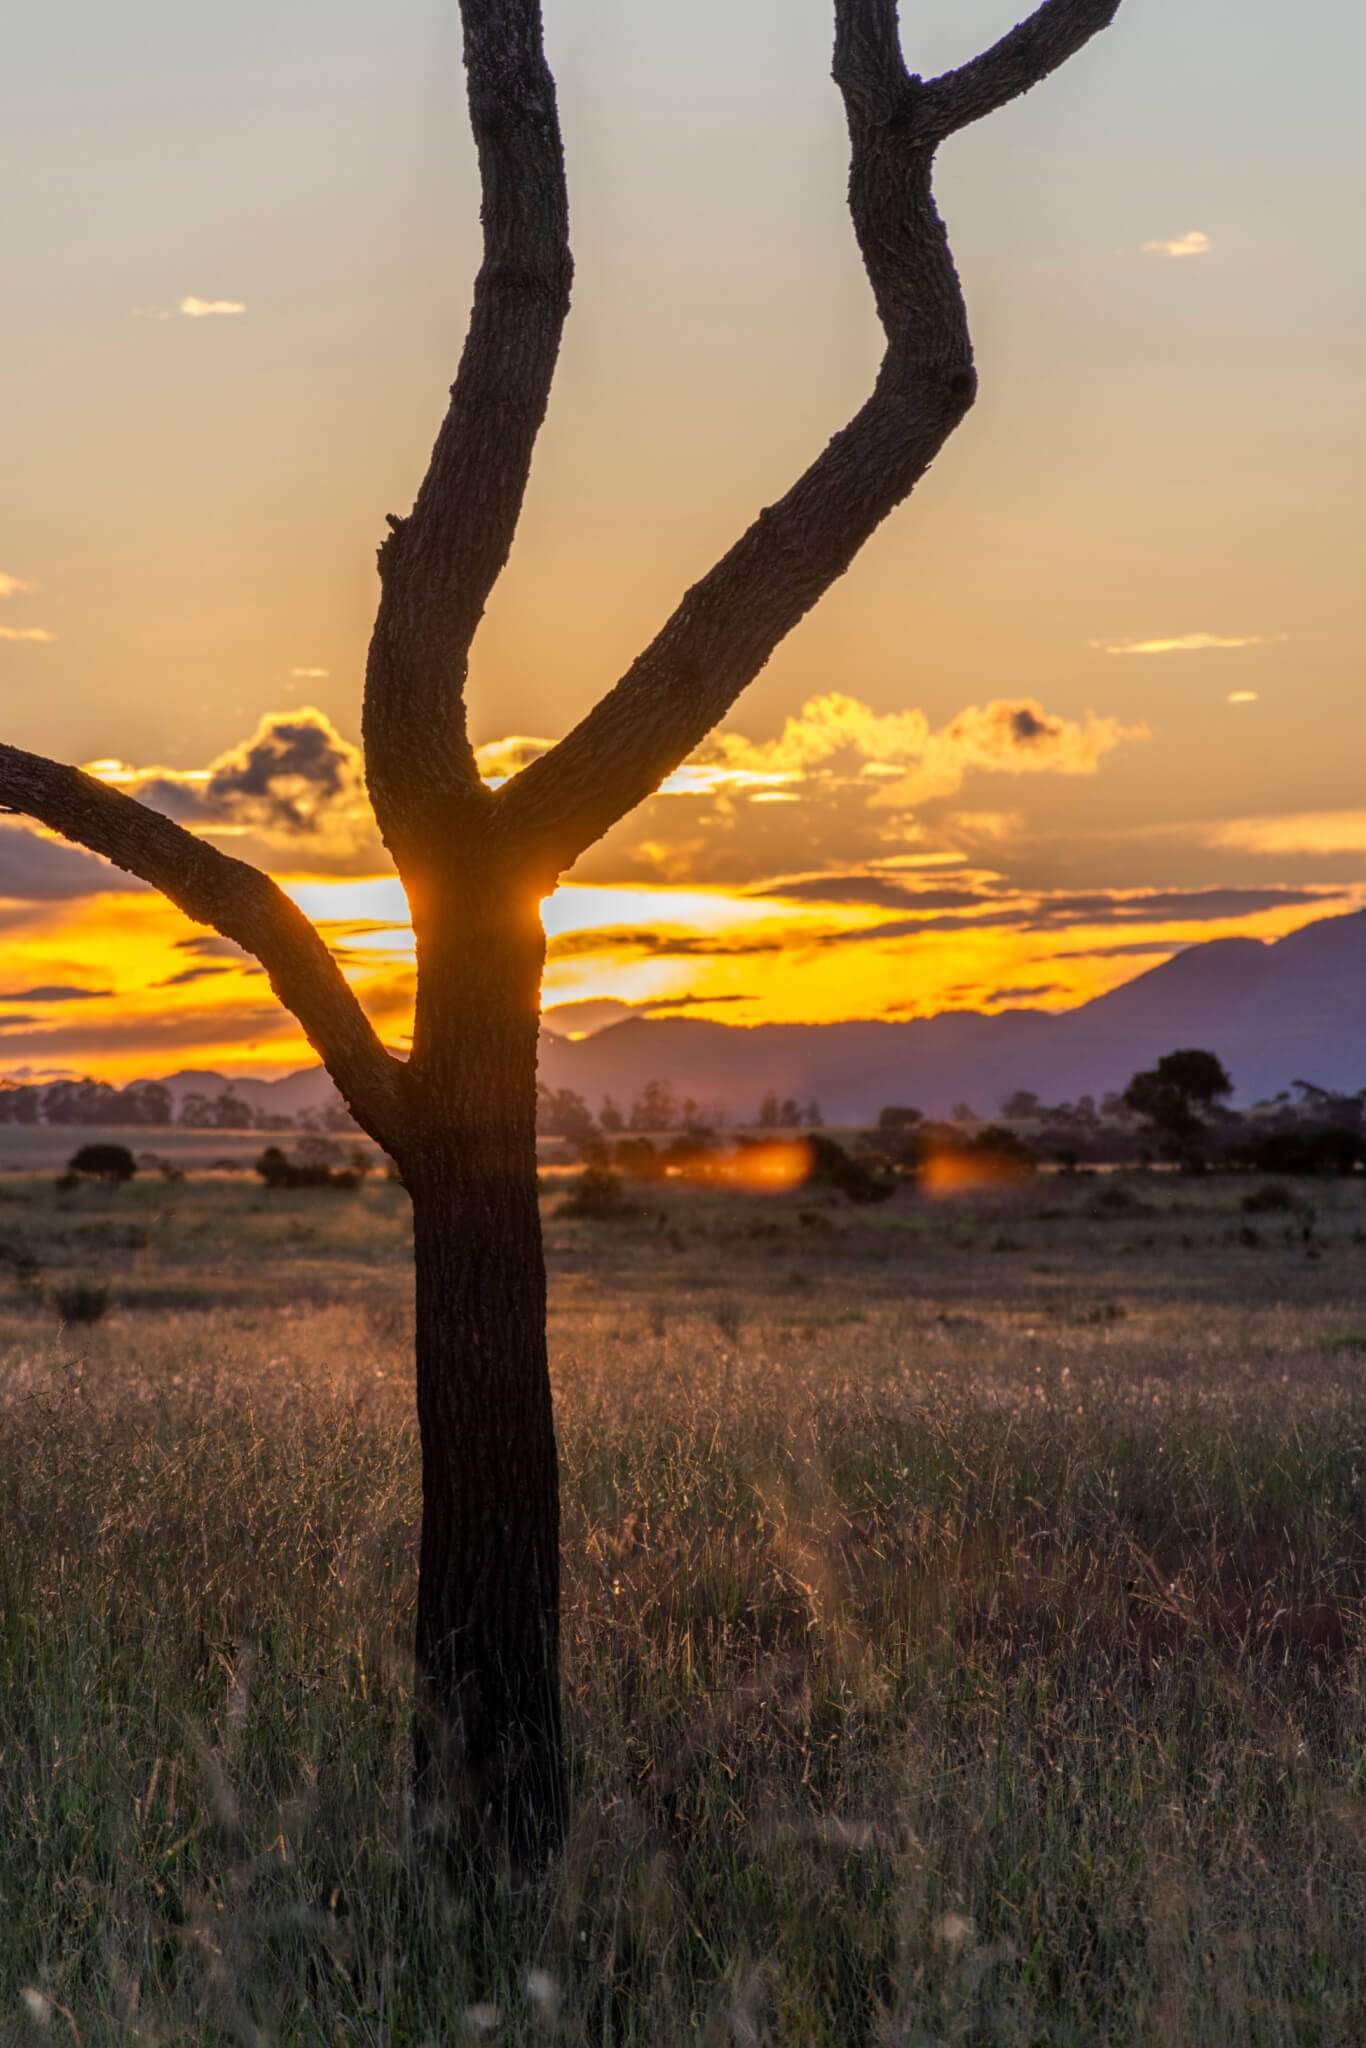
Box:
919;1149;1032;1196
706;1141;813;1193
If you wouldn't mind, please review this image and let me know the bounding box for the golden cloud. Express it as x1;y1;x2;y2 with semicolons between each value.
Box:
0;572;34;600
84;708;380;863
1141;230;1211;258
681;692;1139;811
1205;812;1366;858
179;296;247;317
1095;633;1284;656
0;626;55;644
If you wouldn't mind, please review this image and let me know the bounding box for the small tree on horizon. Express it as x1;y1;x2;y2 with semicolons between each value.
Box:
1123;1048;1234;1172
0;0;1125;1866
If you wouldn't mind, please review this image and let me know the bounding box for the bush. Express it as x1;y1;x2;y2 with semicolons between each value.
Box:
1243;1183;1296;1214
51;1281;109;1324
614;1137;667;1183
67;1143;137;1185
255;1146;360;1191
1248;1129;1364;1178
559;1166;628;1219
806;1134;896;1204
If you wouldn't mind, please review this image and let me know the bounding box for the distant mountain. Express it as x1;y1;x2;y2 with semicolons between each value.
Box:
535;908;1366;1120
156;1067;347;1120
149;906;1366;1126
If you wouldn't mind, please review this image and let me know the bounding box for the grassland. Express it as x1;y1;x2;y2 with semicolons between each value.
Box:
3;1156;1366;2044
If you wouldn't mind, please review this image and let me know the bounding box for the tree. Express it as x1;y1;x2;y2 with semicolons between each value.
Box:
122;1079;174;1127
1123;1048;1233;1171
629;1079;678;1133
0;0;1124;1866
67;1141;137;1184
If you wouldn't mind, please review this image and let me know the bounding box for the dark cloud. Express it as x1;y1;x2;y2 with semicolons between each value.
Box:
0;822;147;902
1053;941;1182;960
983;983;1065;1004
153;965;229;988
546;926;785;963
138;709;369;840
1024;887;1326;929
754;875;993;911
173;934;252;960
1007;707;1050;746
643;992;752;1013
0;1005;287;1060
0;984;114;1002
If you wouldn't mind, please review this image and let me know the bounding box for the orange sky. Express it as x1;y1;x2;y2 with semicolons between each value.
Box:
2;1;1364;1080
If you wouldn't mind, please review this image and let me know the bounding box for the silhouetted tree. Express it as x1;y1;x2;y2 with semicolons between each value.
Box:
121;1079;174;1127
629;1080;678;1132
1123;1048;1233;1172
0;0;1124;1865
67;1142;137;1184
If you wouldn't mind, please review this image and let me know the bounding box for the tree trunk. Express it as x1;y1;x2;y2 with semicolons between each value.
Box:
401;895;565;1872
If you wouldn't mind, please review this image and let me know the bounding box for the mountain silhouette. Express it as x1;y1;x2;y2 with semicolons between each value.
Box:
535;908;1366;1120
138;906;1366;1126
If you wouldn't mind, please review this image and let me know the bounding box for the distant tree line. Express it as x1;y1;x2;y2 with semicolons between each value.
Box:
996;1054;1366;1176
0;1075;358;1133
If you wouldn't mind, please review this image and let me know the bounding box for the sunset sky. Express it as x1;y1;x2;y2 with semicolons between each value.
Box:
2;0;1363;1080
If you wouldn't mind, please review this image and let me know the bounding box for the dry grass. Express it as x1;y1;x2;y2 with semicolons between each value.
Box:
3;1170;1366;2042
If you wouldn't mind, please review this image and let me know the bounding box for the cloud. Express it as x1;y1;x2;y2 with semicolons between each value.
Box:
754;875;991;912
153;965;230;988
290;667;329;679
134;298;248;321
0;626;56;643
0;822;150;902
1205;812;1366;858
173;934;254;962
476;735;555;786
0;984;113;1003
1142;231;1211;258
479;695;1138;823
680;692;1139;813
1227;692;1259;705
982;983;1065;1005
0;573;34;600
1095;633;1285;656
546;926;785;963
87;708;381;864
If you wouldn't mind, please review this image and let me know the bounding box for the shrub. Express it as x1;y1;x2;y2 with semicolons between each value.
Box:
1088;1183;1147;1215
613;1137;667;1183
66;1143;137;1185
51;1280;109;1324
1243;1183;1296;1214
559;1165;628;1219
255;1145;360;1191
806;1134;896;1204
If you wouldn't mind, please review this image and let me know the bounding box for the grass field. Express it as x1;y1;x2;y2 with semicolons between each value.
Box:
3;1159;1366;2044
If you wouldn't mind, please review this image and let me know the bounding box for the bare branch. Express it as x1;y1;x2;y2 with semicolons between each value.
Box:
920;0;1122;140
0;745;409;1142
363;0;572;866
494;0;1120;873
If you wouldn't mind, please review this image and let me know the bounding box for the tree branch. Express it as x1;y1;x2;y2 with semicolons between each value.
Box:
493;0;1120;873
920;0;1122;140
0;745;409;1143
363;0;573;868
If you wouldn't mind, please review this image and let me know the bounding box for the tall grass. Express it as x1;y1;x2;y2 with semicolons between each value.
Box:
4;1291;1366;2042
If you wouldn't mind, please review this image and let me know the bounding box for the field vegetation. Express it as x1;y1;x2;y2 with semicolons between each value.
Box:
3;1160;1366;2042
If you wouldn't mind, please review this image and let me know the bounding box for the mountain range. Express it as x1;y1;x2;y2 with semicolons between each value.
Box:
156;906;1366;1126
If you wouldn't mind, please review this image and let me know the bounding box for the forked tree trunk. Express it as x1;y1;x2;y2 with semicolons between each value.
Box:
0;0;1124;1880
399;894;566;1865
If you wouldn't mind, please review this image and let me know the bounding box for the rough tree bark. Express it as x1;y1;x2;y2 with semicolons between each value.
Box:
0;0;1122;1869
